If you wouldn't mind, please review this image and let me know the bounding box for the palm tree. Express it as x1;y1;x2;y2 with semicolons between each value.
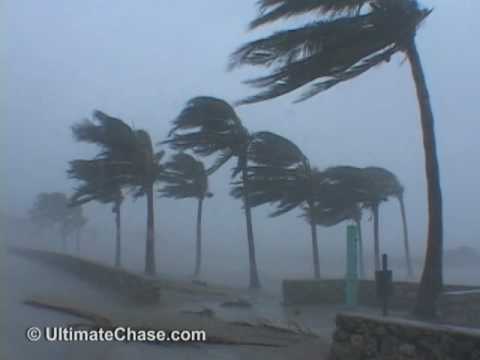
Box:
231;0;442;318
397;185;414;279
164;97;261;288
62;205;88;253
29;192;58;241
304;201;365;277
305;167;368;278
72;110;165;275
361;168;390;273
231;131;322;278
320;166;412;277
159;153;213;277
68;159;124;267
362;167;413;278
30;192;71;251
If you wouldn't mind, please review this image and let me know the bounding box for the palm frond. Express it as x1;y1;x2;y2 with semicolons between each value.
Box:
231;13;374;70
68;159;125;206
165;97;249;175
233;0;431;105
248;131;306;168
159;153;210;200
250;0;370;28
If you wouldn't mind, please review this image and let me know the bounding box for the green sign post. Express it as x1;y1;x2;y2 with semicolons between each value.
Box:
345;224;359;306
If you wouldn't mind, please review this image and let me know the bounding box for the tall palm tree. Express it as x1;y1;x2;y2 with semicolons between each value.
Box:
164;97;261;288
159;153;213;277
397;185;414;279
72;111;165;276
231;131;322;278
361;168;390;273
306;168;368;278
68;159;124;267
362;166;413;278
231;0;442;318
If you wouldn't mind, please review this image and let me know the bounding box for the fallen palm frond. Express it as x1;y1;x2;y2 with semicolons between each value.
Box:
228;317;318;337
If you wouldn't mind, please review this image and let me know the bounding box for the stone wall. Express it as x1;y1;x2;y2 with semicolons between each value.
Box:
330;313;480;360
439;290;480;328
11;247;160;304
283;279;479;310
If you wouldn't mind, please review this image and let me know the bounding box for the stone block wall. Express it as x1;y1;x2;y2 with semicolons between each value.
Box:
439;290;480;328
330;313;480;360
283;279;478;309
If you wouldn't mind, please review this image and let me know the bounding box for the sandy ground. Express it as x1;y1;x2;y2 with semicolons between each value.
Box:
4;252;338;360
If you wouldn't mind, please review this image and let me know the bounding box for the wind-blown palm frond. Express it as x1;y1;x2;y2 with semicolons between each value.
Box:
248;131;306;168
164;97;249;175
232;0;431;104
72;111;138;161
250;0;370;28
71;111;165;199
159;153;211;200
230;132;311;216
68;159;125;208
363;166;403;197
302;202;361;227
29;192;70;226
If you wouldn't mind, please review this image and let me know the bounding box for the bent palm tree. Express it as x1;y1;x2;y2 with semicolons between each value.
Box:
159;153;213;277
231;0;441;318
164;97;261;288
68;159;124;267
72;111;165;275
362;166;413;278
304;201;365;276
231;131;322;278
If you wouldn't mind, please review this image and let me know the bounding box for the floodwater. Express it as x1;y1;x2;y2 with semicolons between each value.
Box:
3;248;334;359
3;239;478;360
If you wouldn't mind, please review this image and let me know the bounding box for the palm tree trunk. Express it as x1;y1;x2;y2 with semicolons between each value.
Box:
372;203;380;271
114;202;122;268
241;158;261;289
406;39;443;319
60;225;67;253
398;194;414;280
144;184;156;276
75;229;81;254
194;198;203;277
308;202;320;279
355;219;365;279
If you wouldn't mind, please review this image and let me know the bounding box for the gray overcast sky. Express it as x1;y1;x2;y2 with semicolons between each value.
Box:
2;1;479;276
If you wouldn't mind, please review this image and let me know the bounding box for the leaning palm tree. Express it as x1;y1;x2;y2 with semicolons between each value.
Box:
231;131;322;278
317;166;382;276
308;168;368;278
159;153;213;277
164;97;261;288
68;159;124;267
72;111;165;275
362;166;413;278
303;201;366;276
231;0;442;318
